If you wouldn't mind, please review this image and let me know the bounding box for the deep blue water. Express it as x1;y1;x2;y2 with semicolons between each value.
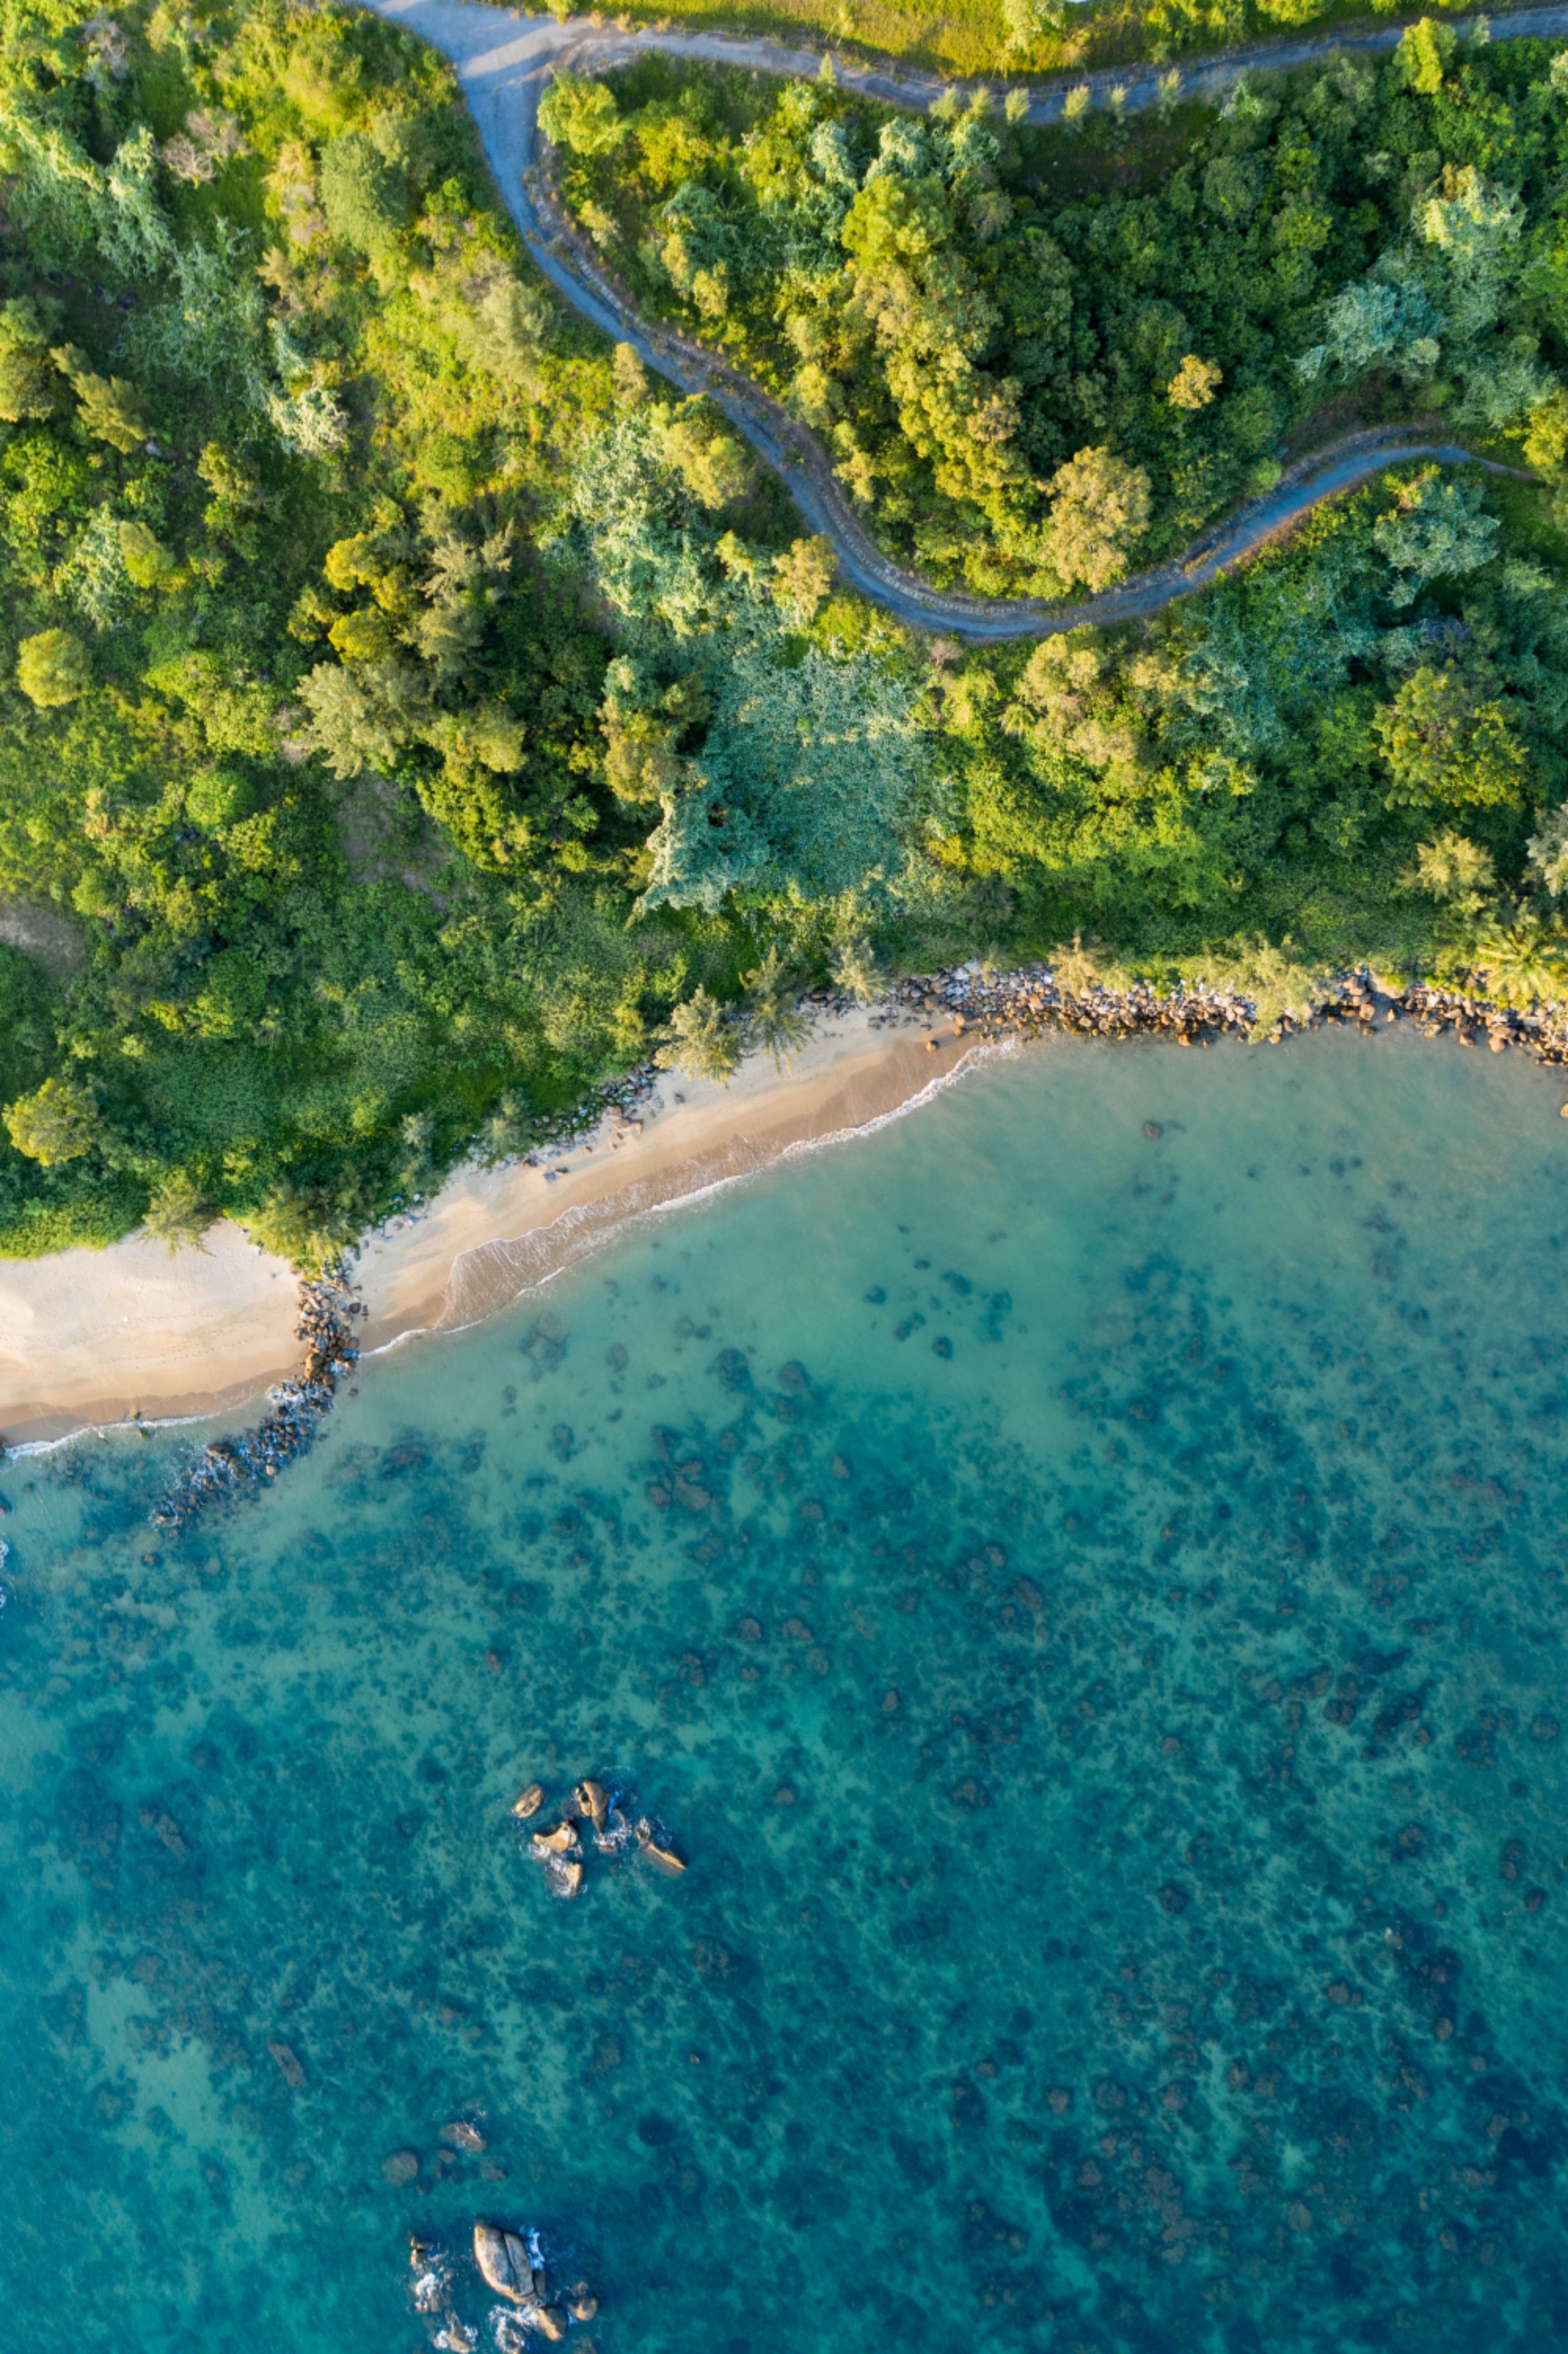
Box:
5;1028;1568;2353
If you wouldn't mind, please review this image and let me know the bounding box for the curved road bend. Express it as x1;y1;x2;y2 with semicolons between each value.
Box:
367;0;1555;637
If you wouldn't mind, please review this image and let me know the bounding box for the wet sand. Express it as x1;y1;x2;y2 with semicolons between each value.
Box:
0;1009;972;1446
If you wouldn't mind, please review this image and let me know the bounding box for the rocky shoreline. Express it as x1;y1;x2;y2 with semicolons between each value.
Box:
147;1273;362;1529
869;961;1568;1063
52;953;1563;1523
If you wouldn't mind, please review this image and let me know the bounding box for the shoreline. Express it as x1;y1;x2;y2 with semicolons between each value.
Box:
0;1007;978;1449
2;962;1563;1453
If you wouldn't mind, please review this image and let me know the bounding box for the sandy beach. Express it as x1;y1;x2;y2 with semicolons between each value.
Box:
0;1006;976;1447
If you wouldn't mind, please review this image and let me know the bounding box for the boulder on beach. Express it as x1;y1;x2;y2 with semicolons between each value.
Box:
473;2221;533;2302
510;1783;545;1819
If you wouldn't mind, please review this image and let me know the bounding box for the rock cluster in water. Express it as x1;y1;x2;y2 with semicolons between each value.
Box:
149;1271;361;1527
408;2221;598;2352
513;1773;684;1898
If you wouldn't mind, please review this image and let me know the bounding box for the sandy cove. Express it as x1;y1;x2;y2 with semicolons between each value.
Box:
0;1007;975;1448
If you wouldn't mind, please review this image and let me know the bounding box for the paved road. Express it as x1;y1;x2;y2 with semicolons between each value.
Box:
368;0;1558;636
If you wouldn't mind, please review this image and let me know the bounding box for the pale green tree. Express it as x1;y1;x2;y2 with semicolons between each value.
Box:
142;1171;216;1253
538;73;627;156
1043;446;1152;592
1404;828;1497;907
17;628;91;707
663;406;749;509
1471;912;1568;1008
52;346;152;452
1168;354;1222;411
5;1075;99;1164
1396;17;1457;95
831;934;887;1003
771;536;836;623
655;986;741;1084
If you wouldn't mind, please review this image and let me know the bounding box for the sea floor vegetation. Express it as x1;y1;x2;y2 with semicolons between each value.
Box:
2;1;1568;1269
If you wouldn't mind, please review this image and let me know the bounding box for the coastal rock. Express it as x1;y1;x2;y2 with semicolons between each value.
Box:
634;1819;686;1875
532;2308;568;2342
442;2119;486;2153
558;1860;584;1898
574;1778;608;1831
567;2284;599;2321
473;2222;532;2302
510;1784;545;1819
382;2147;419;2185
531;1820;578;1855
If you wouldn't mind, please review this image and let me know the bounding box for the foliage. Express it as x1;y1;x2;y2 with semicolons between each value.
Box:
557;43;1568;594
318;129;407;255
1405;827;1496;907
141;1169;215;1251
5;1073;99;1164
1044;445;1153;592
17;626;90;706
830;931;888;1000
1373;663;1530;809
7;15;1568;1267
743;945;812;1068
654;983;740;1082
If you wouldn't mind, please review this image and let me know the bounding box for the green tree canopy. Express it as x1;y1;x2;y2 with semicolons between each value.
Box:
319;131;408;254
5;1075;99;1166
17;627;90;707
1374;665;1530;809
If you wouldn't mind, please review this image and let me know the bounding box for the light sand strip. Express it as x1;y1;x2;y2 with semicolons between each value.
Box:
0;1010;971;1446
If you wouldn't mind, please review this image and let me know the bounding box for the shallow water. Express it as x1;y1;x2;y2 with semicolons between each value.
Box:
6;1027;1568;2354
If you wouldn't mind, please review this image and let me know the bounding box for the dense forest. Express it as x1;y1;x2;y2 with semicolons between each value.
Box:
1;0;1568;1268
547;37;1568;590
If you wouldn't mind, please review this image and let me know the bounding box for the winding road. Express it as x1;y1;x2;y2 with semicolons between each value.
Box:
369;0;1559;636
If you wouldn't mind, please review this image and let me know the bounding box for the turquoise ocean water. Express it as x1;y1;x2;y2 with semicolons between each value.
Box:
5;1027;1568;2352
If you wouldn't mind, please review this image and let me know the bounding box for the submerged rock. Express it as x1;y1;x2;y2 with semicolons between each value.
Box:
267;2038;306;2089
382;2147;419;2186
566;2284;599;2321
442;2119;486;2153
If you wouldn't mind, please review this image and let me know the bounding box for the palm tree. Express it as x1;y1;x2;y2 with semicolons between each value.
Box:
654;986;741;1085
743;948;813;1072
1472;910;1568;1009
